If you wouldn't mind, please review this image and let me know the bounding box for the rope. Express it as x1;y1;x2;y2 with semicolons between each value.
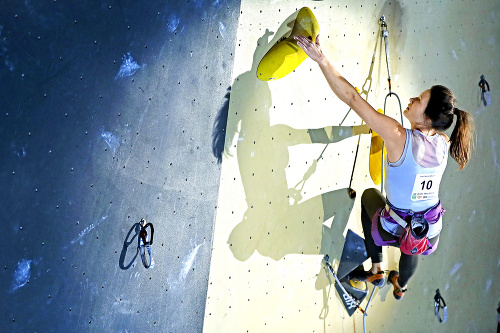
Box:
381;92;403;193
363;286;377;333
379;16;404;194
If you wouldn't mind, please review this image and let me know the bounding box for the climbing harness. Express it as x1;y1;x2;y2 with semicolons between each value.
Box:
434;289;447;323
139;218;155;269
379;15;404;193
478;75;491;106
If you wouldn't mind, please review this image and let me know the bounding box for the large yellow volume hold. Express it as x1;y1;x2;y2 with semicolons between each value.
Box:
369;109;386;185
257;7;320;81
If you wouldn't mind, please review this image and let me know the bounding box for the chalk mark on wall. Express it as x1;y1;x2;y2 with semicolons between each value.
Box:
100;129;121;155
115;52;143;79
180;243;202;281
64;216;108;249
10;259;33;293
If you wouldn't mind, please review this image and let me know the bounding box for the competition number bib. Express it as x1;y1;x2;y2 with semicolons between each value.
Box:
411;173;441;201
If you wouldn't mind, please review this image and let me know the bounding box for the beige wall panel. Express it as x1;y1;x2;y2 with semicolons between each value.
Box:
205;0;499;332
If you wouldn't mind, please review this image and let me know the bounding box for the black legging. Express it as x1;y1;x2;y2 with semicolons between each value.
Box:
360;188;438;287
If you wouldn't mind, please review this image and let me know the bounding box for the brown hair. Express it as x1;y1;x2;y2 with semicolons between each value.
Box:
424;85;474;170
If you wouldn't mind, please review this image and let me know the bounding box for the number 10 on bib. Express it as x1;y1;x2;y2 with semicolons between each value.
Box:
411;173;442;201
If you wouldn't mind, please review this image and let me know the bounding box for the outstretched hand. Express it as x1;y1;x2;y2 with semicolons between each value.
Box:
294;34;324;63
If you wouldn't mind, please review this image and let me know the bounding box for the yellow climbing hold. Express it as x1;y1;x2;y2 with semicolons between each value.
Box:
257;7;320;81
369;109;386;185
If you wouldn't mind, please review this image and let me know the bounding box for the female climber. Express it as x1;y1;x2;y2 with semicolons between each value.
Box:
295;34;473;300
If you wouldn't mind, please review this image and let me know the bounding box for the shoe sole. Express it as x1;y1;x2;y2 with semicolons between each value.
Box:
365;272;385;287
388;270;405;300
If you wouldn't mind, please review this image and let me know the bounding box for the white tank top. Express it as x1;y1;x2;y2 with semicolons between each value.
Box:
381;129;449;238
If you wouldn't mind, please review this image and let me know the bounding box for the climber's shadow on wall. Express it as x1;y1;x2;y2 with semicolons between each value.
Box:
119;222;141;270
225;10;367;265
222;5;407;319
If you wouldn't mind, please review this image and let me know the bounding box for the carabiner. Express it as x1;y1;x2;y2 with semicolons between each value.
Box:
139;218;154;246
478;75;491;106
139;219;155;269
434;289;448;323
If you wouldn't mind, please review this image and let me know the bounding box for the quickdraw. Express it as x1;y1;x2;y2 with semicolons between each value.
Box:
478;75;491;106
380;16;392;94
139;218;155;269
434;289;448;323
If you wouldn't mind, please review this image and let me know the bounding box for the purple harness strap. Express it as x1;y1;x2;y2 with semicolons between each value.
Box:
384;200;446;225
371;202;444;255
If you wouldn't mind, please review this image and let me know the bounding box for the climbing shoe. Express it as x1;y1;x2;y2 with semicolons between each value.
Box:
388;270;407;300
350;267;385;287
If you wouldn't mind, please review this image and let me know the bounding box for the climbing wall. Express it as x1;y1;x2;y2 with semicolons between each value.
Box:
205;0;500;332
0;1;241;332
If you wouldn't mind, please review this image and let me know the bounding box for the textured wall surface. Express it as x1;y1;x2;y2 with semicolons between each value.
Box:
0;1;240;332
205;1;499;332
1;0;498;332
